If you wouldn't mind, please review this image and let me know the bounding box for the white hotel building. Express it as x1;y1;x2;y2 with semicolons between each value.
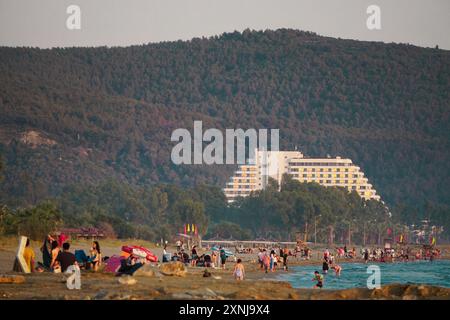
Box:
223;149;381;203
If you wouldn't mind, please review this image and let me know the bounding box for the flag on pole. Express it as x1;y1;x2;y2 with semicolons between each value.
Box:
187;224;190;233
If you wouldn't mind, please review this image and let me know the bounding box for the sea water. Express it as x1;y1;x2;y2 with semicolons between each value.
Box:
277;260;450;289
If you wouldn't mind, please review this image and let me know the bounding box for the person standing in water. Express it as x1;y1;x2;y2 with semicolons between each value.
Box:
322;257;329;274
282;247;289;271
332;264;342;276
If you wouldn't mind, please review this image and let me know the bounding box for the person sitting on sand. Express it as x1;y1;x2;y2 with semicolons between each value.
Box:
40;234;56;269
50;240;61;272
87;241;101;271
313;271;324;288
56;242;77;272
233;259;245;281
23;238;35;273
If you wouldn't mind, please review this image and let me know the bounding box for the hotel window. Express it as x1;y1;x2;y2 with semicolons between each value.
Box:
326;180;331;184
320;168;324;172
336;180;340;184
328;174;332;178
319;180;324;183
344;180;348;184
303;174;307;178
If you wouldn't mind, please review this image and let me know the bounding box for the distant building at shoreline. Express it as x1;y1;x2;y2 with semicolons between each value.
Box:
223;149;380;203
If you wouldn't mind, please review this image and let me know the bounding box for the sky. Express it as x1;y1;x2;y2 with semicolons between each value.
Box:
0;0;449;49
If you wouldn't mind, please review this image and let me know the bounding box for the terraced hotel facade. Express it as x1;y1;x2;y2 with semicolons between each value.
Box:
223;149;381;203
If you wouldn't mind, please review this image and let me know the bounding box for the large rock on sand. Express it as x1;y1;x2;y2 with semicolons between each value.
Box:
133;264;156;277
118;276;137;285
0;275;26;284
159;261;187;277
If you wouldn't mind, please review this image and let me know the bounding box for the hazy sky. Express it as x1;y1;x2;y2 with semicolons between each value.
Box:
0;0;449;49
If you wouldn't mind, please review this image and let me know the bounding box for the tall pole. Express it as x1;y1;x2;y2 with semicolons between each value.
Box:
314;216;317;245
348;222;351;246
363;222;366;247
304;221;308;243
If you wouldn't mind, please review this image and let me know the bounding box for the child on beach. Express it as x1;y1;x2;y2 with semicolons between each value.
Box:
312;271;324;288
233;259;245;281
269;250;276;272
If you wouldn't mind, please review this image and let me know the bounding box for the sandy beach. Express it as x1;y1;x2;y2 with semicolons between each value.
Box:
1;238;450;300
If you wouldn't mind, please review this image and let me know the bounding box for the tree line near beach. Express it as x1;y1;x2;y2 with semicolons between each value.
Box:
1;157;449;242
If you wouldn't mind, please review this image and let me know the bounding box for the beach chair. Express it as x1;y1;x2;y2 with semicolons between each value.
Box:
75;250;88;268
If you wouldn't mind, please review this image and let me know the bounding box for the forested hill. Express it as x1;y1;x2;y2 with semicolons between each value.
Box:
0;29;449;213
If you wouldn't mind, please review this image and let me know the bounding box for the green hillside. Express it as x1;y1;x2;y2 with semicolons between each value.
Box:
0;29;449;223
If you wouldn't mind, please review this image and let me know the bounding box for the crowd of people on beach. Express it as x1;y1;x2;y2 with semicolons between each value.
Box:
19;234;102;274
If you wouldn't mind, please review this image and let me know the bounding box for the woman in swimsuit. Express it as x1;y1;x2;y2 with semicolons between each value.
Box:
50;240;61;272
88;241;101;271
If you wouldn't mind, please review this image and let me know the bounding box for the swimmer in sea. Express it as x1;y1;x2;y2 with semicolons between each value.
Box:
312;271;324;288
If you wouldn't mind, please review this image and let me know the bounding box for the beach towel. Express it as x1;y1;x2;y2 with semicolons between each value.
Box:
104;255;124;273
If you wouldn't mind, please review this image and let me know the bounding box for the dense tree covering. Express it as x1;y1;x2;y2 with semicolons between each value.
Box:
1;175;448;242
0;201;61;240
224;176;392;243
57;181;213;240
0;29;449;236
